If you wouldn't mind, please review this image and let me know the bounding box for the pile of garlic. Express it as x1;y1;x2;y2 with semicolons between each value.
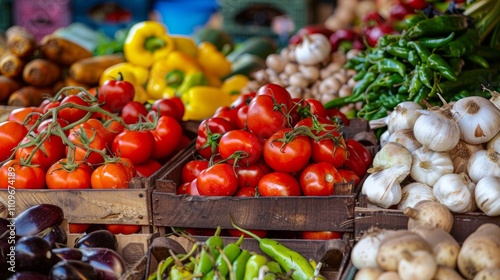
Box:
362;96;500;216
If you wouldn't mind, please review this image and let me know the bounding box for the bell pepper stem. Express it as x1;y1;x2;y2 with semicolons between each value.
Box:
145;37;166;53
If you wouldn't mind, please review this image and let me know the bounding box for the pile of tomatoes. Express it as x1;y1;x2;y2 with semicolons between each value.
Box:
178;83;372;199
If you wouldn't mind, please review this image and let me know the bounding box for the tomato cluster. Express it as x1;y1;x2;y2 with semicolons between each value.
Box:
0;82;190;191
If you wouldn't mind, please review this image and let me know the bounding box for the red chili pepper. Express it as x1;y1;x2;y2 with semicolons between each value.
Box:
329;28;358;52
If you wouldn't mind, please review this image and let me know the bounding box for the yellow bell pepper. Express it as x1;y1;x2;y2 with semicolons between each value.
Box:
147;51;207;99
171;35;198;57
123;21;174;68
197;42;232;78
221;74;250;101
100;62;149;103
182;86;232;121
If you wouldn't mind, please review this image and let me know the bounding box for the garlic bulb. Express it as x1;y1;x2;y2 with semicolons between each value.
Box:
380;130;391;148
452;96;500;144
368;101;422;132
448;140;484;174
475;176;500;216
388;129;422;153
486;131;500;153
410;147;454;186
467;149;500;183
370;142;412;173
433;173;477;213
361;165;410;208
397;182;435;211
294;33;331;65
490;90;500;109
413;108;460;152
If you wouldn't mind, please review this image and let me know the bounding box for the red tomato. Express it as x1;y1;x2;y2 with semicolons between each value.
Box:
299;162;343;196
152;98;181;121
173;133;192;154
263;128;312;173
0;121;28;162
46;160;93;189
151;116;183;160
235;105;249;129
256;83;293;112
246;94;289;140
8;107;42;128
15;134;65;170
68;127;107;166
346;139;372;168
301;231;342;240
100;75;135;113
338;169;361;186
181;160;209;184
112;130;155;165
230;91;256;109
291;98;328;124
90;158;136;189
106;120;125;136
184;178;200;195
235;186;257;197
310;131;348;168
326;109;350;127
227;229;267;238
0;159;45;189
58;95;89;123
218;130;263;166
39;99;61;114
169;96;185;120
295;116;337;134
195;117;234;160
135;158;162;177
79;118;117;147
236;161;271;189
37;118;70;136
105;224;141;235
197;163;238;196
342;148;367;179
213;106;239;127
258;172;302;196
403;0;428;10
121;101;149;124
68;223;90;234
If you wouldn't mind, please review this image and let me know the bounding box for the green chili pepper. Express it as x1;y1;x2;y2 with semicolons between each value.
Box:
419;32;455;48
266;261;282;274
170;265;193;280
380;94;408;109
353;70;367;81
386;45;410;59
405;14;468;39
448;57;465;77
465;54;490;69
202;235;245;280
366;73;404;94
377;58;406;77
233;249;251;280
231;222;323;280
408;69;423;99
438;69;498;97
413;86;431;105
418;63;433;89
367;49;386;61
377;34;401;47
407;41;431;63
428;54;458;81
352;71;377;98
449;90;471;101
193;226;224;276
398;83;409;95
439;28;480;57
148;256;175;280
243;254;268;280
408;50;420;66
371;106;389;120
403;14;427;29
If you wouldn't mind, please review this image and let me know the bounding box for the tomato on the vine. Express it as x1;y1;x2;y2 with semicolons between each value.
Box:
213;106;239;128
91;158;136;189
58;95;89;124
45;160;93;189
151;115;183;160
121;101;149;124
301;231;342;240
195;117;234;160
235;105;249;130
235;186;257;197
310;130;348;168
151;98;181;121
258;172;302;196
177;178;200;196
0;121;28;162
291;98;327;124
15;134;65;170
338;169;361;186
8;107;43;128
105;224;141;235
112;130;155;165
236;161;271;189
37;118;70;136
246;94;289;140
181;160;209;184
135;158;162;177
68;127;107;166
99;74;135;113
39;99;61;114
230;91;256;110
263;128;311;173
218;130;263;166
256;83;293;112
0;159;45;189
197;163;238;196
299;162;343;196
346;139;373;168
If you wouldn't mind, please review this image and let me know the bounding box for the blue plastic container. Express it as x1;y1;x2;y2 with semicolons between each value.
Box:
152;0;218;35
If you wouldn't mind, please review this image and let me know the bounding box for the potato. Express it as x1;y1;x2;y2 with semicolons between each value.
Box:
376;230;432;271
410;225;460;269
433;266;465;280
473;268;500;280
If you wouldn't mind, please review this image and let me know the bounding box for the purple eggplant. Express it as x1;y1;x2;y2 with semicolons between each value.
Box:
15;236;55;274
52;247;83;262
0;252;11;280
49;260;98;280
39;226;68;248
7;272;49;280
80;247;126;280
74;230;117;251
16;204;64;236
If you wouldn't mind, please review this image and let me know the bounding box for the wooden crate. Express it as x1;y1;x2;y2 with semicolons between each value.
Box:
0;105;21;122
354;194;500;243
137;234;351;280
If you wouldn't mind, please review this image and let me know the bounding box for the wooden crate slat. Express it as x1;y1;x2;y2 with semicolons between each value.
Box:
0;189;149;225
